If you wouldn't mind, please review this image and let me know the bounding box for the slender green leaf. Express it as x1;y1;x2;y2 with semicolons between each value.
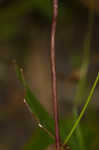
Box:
15;64;75;149
15;64;55;136
25;87;55;135
73;109;86;150
63;72;99;145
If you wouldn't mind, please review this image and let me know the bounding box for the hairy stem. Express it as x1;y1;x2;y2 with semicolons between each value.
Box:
50;0;60;150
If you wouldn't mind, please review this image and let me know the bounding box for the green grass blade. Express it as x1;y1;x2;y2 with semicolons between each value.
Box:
15;64;55;137
15;64;75;145
63;72;99;145
71;1;95;149
73;109;86;150
25;87;55;135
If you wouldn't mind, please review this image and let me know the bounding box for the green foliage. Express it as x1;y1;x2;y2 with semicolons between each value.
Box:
15;63;99;150
14;1;98;150
14;1;99;149
15;64;55;136
0;0;52;20
0;0;52;39
23;128;53;150
63;72;99;145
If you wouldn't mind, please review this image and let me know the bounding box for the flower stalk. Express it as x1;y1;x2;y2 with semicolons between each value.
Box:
50;0;60;150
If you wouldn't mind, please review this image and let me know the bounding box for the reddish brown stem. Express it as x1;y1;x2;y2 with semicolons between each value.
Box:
50;0;60;150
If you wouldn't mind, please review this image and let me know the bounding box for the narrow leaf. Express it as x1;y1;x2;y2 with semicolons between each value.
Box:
15;64;55;137
63;72;99;145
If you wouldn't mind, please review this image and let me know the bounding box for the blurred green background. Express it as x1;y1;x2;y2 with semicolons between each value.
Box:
0;0;99;150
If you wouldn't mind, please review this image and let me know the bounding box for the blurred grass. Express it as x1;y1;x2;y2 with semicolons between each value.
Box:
0;0;52;39
0;0;52;20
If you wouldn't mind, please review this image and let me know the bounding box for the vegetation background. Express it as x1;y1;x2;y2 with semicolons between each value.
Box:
0;0;99;150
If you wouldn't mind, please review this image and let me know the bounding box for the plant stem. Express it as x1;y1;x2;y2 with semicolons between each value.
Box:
63;72;99;146
50;0;60;150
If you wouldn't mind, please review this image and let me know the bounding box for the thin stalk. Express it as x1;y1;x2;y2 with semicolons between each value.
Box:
63;72;99;145
50;0;60;149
